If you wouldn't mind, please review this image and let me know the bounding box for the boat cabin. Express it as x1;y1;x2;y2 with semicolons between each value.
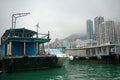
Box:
1;28;50;56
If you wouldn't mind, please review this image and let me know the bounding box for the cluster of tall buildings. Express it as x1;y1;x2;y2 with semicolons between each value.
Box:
50;16;120;49
86;16;120;45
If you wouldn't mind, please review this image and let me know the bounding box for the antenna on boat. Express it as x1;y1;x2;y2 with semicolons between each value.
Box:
35;22;40;38
11;12;30;37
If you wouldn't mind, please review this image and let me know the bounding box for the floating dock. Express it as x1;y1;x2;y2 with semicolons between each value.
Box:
66;44;120;64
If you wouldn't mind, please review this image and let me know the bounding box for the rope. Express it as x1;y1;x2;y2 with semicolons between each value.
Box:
29;14;38;25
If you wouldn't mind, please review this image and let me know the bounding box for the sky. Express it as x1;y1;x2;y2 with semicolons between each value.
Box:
0;0;120;42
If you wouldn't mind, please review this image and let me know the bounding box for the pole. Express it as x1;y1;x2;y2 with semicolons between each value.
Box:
35;23;39;38
47;42;50;55
24;42;26;55
36;42;38;54
37;26;38;38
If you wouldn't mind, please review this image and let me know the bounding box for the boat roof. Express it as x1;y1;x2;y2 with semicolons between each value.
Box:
2;28;37;37
1;28;50;44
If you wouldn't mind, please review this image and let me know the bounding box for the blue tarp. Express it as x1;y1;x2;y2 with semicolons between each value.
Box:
0;45;5;57
26;42;36;55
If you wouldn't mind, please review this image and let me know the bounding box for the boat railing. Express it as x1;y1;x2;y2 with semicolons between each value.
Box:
10;33;49;39
1;29;50;39
37;33;49;39
1;32;49;44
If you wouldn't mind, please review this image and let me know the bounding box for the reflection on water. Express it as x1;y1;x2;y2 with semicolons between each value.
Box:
1;60;120;80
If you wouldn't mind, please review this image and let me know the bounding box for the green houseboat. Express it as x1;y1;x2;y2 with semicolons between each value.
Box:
0;28;58;73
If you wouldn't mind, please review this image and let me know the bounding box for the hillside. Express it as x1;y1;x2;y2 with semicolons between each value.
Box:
63;33;86;42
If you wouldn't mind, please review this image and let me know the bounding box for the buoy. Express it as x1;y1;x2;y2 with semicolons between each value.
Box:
85;57;89;59
69;55;74;60
97;55;102;60
74;56;79;61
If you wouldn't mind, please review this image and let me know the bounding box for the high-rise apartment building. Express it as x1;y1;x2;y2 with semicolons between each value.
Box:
86;19;93;40
115;22;120;44
99;20;116;44
99;23;105;44
94;16;104;44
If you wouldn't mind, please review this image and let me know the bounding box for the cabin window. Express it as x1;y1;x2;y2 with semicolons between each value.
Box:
24;34;26;37
15;33;18;37
19;34;22;37
30;34;32;37
27;34;30;37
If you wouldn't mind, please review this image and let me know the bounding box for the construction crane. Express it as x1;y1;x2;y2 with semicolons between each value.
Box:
11;12;30;37
12;12;30;29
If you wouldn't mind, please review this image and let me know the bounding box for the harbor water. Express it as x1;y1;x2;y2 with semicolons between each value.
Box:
0;60;120;80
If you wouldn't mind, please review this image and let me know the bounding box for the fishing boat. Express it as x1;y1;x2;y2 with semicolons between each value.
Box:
0;13;65;73
67;44;120;64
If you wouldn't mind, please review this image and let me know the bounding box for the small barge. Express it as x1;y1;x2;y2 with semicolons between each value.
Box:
0;13;66;73
67;44;120;64
0;28;60;72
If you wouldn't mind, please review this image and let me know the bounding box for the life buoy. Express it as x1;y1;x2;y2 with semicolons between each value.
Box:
22;56;29;65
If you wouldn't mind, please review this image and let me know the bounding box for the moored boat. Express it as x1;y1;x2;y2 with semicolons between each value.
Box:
0;13;64;73
0;28;61;72
66;44;120;64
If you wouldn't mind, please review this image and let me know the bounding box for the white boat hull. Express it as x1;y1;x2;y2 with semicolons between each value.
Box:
56;57;67;66
45;49;68;67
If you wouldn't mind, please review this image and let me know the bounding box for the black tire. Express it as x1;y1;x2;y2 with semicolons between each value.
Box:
50;56;58;66
5;61;15;73
35;57;44;65
43;57;51;66
22;56;29;65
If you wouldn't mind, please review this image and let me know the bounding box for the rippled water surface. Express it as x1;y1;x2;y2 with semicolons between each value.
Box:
1;60;120;80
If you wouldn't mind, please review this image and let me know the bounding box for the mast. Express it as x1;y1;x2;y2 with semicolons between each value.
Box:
35;23;40;38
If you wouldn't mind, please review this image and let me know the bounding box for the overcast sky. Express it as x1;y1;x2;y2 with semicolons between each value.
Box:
0;0;120;42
